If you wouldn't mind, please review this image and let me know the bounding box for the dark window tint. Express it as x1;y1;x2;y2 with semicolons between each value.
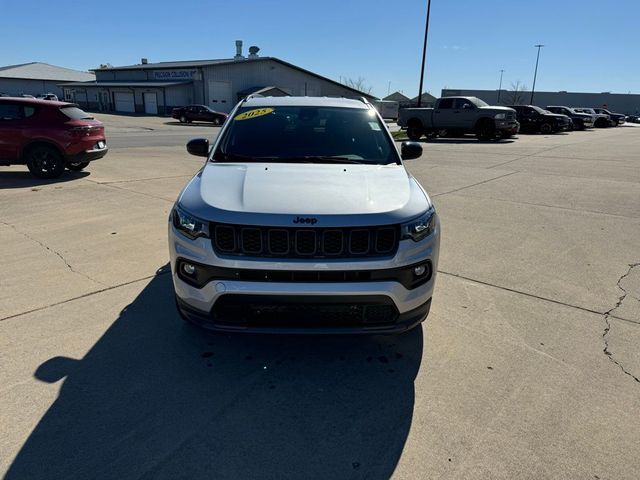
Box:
438;98;454;109
60;106;93;120
0;103;23;120
454;98;473;109
216;106;396;165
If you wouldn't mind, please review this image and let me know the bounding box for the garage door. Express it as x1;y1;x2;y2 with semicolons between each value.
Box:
208;81;232;112
114;92;135;113
143;92;158;115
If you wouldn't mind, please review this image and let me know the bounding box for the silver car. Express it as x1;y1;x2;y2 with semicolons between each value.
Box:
168;96;440;334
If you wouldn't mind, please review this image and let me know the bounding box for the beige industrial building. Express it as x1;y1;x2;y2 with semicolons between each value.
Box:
61;41;376;115
0;62;94;98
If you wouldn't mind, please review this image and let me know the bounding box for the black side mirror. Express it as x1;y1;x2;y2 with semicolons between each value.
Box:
400;141;423;160
186;138;210;157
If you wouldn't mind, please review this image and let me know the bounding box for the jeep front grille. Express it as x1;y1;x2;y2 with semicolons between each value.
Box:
211;223;399;259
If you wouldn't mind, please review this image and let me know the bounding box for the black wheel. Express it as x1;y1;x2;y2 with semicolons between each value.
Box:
67;161;90;171
476;119;495;141
595;118;607;128
406;123;423;141
26;145;65;179
540;122;553;134
180;115;187;123
213;117;221;126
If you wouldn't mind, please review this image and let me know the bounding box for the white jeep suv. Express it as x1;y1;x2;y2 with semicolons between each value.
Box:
168;96;440;334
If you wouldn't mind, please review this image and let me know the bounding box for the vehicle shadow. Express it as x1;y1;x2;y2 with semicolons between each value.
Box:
0;170;90;189
164;121;220;128
6;268;423;480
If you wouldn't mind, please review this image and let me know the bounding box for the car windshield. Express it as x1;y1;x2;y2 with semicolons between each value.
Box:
530;106;546;114
60;106;94;120
213;105;397;165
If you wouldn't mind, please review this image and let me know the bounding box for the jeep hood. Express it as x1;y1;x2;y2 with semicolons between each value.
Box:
178;162;431;227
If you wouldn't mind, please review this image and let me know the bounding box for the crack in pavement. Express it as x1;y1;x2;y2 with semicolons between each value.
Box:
0;221;107;288
487;144;567;169
602;262;640;384
431;171;518;198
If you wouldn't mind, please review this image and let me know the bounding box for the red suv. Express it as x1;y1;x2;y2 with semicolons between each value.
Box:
0;97;108;178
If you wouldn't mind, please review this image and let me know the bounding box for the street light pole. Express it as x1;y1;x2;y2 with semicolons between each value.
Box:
497;69;505;103
530;44;544;104
417;0;432;107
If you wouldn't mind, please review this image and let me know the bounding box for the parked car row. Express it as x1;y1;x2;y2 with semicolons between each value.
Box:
398;96;631;140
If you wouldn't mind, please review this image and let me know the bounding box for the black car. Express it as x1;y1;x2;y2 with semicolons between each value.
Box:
172;105;228;125
546;106;594;130
593;108;625;125
508;105;571;133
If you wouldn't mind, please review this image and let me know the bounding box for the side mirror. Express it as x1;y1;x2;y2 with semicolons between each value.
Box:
400;141;423;160
462;103;473;109
186;138;210;157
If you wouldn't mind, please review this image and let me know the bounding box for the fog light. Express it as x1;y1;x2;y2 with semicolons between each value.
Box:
182;263;196;275
413;265;427;277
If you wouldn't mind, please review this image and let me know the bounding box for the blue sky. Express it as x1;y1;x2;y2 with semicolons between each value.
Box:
2;0;638;98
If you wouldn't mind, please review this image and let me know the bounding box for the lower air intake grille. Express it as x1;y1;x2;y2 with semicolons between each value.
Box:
211;295;399;327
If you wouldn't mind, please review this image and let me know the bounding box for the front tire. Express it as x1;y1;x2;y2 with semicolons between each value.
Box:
476;119;495;141
540;122;553;134
180;115;187;123
67;162;90;171
213;117;221;126
26;145;65;179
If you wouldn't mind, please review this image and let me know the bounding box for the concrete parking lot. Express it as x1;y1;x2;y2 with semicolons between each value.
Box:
1;116;639;479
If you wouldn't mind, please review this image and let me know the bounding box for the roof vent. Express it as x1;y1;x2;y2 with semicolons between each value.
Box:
234;40;244;60
141;58;148;64
248;46;260;58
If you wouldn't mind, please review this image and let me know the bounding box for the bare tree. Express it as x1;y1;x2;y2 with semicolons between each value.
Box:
344;76;373;94
503;81;528;105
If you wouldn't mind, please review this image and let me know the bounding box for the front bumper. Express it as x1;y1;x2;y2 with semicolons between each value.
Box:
496;120;520;134
176;295;431;334
169;219;439;334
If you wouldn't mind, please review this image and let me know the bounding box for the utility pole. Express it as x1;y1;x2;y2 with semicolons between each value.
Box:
497;69;505;103
387;81;391;96
417;0;432;107
530;44;544;104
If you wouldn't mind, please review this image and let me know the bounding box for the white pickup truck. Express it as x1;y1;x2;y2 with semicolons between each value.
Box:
398;96;519;141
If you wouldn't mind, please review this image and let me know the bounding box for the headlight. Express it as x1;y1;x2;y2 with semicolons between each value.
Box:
172;205;209;239
494;113;506;120
401;207;437;242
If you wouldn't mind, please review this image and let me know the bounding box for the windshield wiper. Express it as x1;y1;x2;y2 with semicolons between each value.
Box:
214;153;366;164
293;156;365;164
215;152;279;162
